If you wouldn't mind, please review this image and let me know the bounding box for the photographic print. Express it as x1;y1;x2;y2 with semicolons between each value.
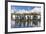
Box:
11;5;41;28
7;1;45;32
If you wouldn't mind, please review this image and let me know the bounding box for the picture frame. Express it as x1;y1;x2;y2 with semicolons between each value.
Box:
5;1;45;33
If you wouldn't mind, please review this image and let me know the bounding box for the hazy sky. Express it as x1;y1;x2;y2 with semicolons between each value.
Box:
11;5;41;11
